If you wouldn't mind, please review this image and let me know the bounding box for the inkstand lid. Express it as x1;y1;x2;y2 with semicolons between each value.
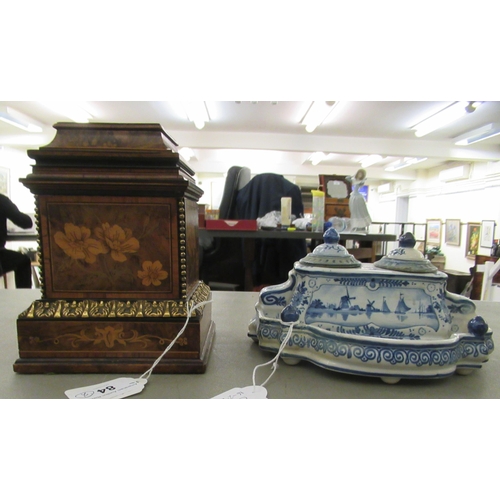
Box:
299;227;362;268
374;232;438;273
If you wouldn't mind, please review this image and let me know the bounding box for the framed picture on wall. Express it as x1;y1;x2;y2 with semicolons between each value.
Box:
318;174;353;218
480;220;495;248
358;184;369;202
426;219;442;246
445;219;461;246
0;166;9;195
465;222;481;259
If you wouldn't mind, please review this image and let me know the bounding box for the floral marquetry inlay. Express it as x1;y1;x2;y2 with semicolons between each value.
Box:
47;201;174;293
29;325;189;350
137;260;169;286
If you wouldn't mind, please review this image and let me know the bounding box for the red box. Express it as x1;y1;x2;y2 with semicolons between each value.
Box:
205;219;258;231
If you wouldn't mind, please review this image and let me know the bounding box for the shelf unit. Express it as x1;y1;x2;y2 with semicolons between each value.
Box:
370;221;428;256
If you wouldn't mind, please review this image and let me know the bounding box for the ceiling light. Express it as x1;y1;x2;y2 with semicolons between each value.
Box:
455;123;500;146
0;106;43;133
412;101;471;137
308;152;327;166
359;154;383;168
183;101;210;130
465;101;482;113
179;147;196;161
385;157;427;172
301;101;340;133
39;101;93;123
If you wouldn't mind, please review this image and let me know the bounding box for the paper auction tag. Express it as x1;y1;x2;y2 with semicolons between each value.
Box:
65;377;147;399
212;386;267;399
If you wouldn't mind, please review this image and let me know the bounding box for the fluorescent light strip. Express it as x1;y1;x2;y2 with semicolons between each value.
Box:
0;106;43;133
308;152;327;166
413;102;468;137
385;157;427;172
360;154;383;168
455;123;500;146
301;101;340;133
179;147;195;161
183;101;210;130
0;116;42;133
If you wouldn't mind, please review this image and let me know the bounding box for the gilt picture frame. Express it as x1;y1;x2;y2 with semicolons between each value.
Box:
466;222;481;259
319;174;352;200
445;219;461;246
480;220;495;249
426;219;441;246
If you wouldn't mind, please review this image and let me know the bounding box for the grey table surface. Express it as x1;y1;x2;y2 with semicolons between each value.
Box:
1;289;500;399
198;228;397;241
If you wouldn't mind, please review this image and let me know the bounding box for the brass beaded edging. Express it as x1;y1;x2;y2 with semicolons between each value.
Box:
34;198;45;298
178;199;187;299
19;281;211;320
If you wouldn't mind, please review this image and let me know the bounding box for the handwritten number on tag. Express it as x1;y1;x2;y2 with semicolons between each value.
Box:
226;391;246;399
65;378;146;399
97;386;115;394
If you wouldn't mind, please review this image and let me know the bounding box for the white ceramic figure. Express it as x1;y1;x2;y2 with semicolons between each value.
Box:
347;169;371;232
248;228;494;384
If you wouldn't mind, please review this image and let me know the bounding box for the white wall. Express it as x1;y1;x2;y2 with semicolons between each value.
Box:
195;173;225;209
366;188;397;223
404;162;500;272
310;162;500;273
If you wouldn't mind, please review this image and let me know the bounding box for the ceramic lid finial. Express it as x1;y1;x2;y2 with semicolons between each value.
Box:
374;232;438;273
399;232;416;248
323;227;340;245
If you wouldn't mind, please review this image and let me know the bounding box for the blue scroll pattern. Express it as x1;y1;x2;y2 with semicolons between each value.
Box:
258;324;494;368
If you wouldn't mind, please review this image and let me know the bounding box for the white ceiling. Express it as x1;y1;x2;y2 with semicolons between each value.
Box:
1;100;500;184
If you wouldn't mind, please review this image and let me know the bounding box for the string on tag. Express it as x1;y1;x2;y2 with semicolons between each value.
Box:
251;319;299;389
137;294;213;383
64;291;212;399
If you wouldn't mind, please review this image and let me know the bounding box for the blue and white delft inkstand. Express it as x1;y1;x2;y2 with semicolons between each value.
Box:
248;228;494;384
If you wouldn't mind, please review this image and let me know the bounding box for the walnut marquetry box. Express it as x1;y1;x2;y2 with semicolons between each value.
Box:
14;123;215;374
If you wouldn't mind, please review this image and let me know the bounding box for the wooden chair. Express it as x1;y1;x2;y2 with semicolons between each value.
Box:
469;255;500;300
0;259;8;288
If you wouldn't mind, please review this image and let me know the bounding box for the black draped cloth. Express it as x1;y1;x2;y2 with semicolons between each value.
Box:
236;173;307;287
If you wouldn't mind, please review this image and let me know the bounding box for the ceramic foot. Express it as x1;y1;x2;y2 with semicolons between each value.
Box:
381;376;401;384
456;368;474;376
281;356;301;366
